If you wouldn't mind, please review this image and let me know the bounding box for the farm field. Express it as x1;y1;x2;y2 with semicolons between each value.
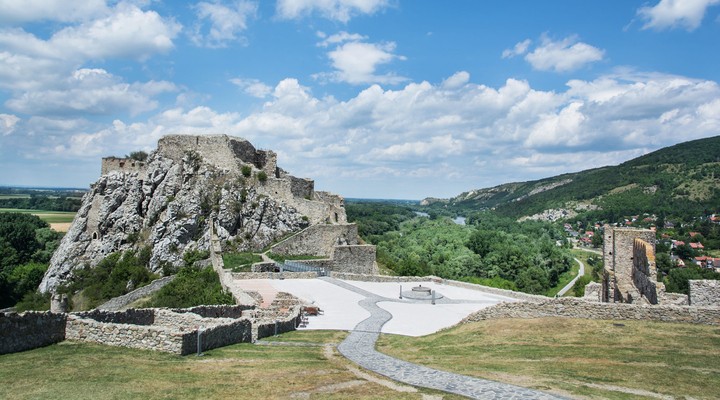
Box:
0;208;75;231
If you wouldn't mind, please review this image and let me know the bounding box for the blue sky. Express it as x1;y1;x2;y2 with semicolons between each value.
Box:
1;0;719;199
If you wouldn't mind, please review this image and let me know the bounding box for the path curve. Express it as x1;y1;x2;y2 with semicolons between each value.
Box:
557;257;586;297
325;277;566;400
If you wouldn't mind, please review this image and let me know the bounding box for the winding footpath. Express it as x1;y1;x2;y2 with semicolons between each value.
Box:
325;277;566;400
556;257;586;297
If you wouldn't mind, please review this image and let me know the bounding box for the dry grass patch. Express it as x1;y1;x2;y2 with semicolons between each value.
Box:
0;330;449;400
378;317;720;399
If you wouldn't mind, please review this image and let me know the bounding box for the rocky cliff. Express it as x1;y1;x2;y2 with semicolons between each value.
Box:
39;134;346;293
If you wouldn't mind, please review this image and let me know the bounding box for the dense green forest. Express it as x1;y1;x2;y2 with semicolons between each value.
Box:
347;202;573;295
0;195;82;212
0;213;63;309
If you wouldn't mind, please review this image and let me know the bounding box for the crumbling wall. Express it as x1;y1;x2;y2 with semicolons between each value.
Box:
603;226;656;303
689;280;720;306
0;312;67;355
332;245;377;274
101;157;147;176
632;238;663;304
271;224;360;257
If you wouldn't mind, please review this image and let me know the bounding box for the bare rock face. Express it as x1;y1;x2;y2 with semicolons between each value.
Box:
39;134;346;293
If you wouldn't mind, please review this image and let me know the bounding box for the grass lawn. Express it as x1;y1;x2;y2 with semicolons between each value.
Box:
268;253;327;263
0;330;450;400
378;317;720;399
222;252;263;272
0;208;76;223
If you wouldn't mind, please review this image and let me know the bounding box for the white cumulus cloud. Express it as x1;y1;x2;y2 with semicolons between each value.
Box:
0;114;20;135
0;0;109;24
638;0;720;31
191;1;257;48
276;0;391;22
230;78;273;98
319;39;406;85
524;35;605;72
501;39;531;58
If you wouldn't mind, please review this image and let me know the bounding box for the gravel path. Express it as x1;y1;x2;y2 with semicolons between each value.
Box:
324;277;566;400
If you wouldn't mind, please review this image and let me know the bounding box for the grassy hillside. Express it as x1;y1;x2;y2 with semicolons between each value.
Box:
423;135;720;221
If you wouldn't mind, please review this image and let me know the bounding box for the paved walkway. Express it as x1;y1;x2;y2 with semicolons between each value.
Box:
557;257;586;297
325;277;566;400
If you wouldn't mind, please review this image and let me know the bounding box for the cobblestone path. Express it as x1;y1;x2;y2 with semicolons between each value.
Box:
323;277;566;400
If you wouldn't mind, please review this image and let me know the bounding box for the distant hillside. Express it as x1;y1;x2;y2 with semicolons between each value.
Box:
422;135;720;221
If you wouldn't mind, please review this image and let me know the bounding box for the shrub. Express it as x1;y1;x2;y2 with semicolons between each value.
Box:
145;266;233;308
257;171;268;183
128;151;148;162
241;165;252;177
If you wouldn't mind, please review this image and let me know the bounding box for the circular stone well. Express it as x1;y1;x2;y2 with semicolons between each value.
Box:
401;285;444;300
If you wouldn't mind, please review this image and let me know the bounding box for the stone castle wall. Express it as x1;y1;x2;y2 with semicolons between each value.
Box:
157;134;277;174
603;226;656;303
0;312;67;355
632;238;664;304
271;224;360;257
332;245;378;274
101;157;147;176
689;280;720;306
463;297;720;325
98;276;176;311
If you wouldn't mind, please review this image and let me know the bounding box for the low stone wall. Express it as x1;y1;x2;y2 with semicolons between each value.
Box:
74;309;155;325
98;276;176;311
253;305;302;342
232;271;319;280
0;312;67;355
66;308;255;355
251;261;277;272
172;304;255;319
66;315;186;354
689;280;720;306
330;273;547;302
462;297;720;325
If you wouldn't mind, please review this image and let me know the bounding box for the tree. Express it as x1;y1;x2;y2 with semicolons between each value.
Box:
128;151;148;162
665;267;720;294
591;232;603;248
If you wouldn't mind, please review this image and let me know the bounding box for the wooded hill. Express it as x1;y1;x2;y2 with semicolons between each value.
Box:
422;135;720;222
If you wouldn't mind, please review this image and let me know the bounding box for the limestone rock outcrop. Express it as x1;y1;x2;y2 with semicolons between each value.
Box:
39;134;346;293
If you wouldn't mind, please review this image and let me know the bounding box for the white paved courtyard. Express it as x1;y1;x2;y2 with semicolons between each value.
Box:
236;278;516;336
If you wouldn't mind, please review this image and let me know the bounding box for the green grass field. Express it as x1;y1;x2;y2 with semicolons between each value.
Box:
379;317;720;399
0;330;451;400
0;208;76;224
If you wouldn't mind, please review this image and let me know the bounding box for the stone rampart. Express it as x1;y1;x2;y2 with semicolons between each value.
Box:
98;276;176;311
632;238;662;304
603;226;656;303
332;245;377;274
0;312;67;355
157;134;275;174
74;309;155;325
462;297;720;325
101;157;147;176
271;224;359;257
689;280;720;306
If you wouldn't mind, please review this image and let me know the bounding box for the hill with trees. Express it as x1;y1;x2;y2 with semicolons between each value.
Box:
422;135;720;223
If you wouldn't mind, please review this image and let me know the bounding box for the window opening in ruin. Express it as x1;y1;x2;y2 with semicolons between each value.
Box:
196;137;199;145
92;232;98;240
119;162;125;168
334;212;339;223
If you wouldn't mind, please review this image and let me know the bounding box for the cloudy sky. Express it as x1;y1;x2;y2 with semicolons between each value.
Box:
1;0;719;199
